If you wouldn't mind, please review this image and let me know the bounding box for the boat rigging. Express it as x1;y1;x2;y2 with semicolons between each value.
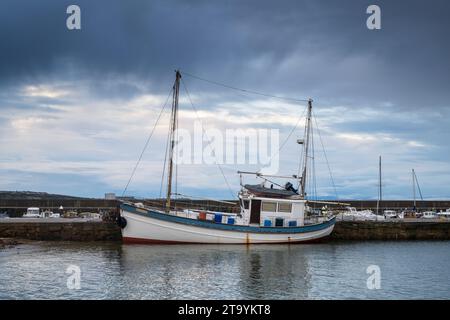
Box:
117;70;339;244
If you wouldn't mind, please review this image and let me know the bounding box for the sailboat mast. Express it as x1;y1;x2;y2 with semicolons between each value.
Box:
412;168;416;210
165;70;181;213
300;99;313;198
377;156;382;214
379;156;383;209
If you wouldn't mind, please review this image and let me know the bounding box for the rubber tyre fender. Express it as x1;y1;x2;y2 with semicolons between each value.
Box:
117;216;127;229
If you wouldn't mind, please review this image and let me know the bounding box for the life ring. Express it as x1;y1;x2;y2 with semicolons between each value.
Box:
117;216;127;229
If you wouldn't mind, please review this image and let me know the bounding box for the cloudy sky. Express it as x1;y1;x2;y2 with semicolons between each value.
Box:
1;0;450;200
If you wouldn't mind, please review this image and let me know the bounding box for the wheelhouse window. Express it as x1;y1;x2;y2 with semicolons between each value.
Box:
261;202;277;212
278;203;292;213
243;200;249;209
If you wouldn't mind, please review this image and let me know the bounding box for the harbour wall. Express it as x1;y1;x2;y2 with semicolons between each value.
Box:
331;220;450;240
0;219;122;241
1;219;450;242
0;198;118;216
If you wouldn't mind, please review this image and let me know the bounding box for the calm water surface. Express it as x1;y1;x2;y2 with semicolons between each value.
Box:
1;241;449;299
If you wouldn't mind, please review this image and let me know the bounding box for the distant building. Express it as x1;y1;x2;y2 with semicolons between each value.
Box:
105;193;116;200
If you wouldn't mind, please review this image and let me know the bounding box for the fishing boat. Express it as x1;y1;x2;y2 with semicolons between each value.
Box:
118;71;336;244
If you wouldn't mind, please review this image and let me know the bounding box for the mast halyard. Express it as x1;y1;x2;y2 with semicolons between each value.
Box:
300;99;313;199
165;70;181;213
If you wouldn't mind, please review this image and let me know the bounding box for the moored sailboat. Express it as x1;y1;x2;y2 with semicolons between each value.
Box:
118;71;336;244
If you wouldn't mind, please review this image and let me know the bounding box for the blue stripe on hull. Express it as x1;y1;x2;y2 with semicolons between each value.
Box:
120;203;335;234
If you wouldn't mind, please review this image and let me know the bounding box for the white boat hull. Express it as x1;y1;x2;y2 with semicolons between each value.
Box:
120;204;335;244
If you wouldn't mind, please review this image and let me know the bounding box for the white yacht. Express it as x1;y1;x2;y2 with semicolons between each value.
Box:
23;207;41;218
437;209;450;218
340;207;384;221
383;210;403;219
421;211;437;219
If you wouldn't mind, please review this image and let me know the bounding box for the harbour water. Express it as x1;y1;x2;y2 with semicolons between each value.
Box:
1;241;450;299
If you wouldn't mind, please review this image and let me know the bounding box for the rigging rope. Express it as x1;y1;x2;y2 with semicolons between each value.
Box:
200;103;308;179
414;171;424;200
312;110;339;199
181;77;236;200
262;104;309;178
159;103;172;199
122;88;172;197
278;105;308;153
182;70;312;185
311;124;318;203
181;71;310;103
172;193;237;205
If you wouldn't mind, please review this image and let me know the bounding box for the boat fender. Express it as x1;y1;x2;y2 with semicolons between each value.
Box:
117;216;127;229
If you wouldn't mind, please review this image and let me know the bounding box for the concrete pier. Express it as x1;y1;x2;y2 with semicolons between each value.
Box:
331;220;450;240
0;218;121;241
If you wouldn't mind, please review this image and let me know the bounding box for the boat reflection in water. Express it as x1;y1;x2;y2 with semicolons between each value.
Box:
117;244;322;299
2;241;450;299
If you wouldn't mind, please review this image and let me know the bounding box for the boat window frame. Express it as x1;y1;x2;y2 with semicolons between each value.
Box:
261;201;277;212
278;202;292;213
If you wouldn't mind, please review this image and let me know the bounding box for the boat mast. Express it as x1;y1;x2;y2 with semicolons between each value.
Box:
376;156;382;214
300;99;313;198
412;168;416;211
165;70;181;213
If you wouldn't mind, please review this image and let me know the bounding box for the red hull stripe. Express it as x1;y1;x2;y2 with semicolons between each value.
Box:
122;237;199;244
122;236;330;245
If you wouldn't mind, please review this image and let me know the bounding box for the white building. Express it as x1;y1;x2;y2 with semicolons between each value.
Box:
105;193;116;200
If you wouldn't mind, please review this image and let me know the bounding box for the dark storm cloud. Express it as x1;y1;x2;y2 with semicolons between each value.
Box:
1;0;450;109
2;0;450;200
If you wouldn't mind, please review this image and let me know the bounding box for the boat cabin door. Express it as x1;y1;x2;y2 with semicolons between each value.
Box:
250;200;261;224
